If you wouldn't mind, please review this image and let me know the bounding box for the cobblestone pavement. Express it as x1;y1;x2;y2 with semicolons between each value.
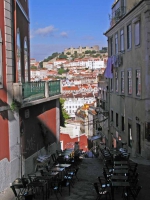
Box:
0;156;150;200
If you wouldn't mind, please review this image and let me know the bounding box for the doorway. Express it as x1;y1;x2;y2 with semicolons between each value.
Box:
136;123;141;155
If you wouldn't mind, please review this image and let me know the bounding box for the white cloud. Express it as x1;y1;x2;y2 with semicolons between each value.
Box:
32;26;57;37
60;32;68;38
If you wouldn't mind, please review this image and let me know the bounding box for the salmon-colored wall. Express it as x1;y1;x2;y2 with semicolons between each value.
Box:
0;0;9;161
60;133;88;152
38;108;56;135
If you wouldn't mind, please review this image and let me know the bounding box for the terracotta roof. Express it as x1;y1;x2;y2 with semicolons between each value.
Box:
63;86;79;90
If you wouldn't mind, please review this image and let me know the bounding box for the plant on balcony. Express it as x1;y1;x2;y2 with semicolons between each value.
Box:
10;99;22;112
60;98;70;127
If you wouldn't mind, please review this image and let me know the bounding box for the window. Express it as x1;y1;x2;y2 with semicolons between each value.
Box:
115;71;118;92
128;121;132;147
136;69;141;96
127;24;132;49
135;21;140;46
111;110;113;121
116;113;118;127
115;33;118;54
24;38;29;82
121;71;124;93
0;30;3;88
121;116;125;131
110;37;113;56
17;29;22;82
128;70;132;94
120;29;124;51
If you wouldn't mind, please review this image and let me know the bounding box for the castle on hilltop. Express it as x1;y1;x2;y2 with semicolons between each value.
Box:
64;45;99;55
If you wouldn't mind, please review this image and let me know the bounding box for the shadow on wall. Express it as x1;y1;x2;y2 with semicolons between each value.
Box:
38;121;55;150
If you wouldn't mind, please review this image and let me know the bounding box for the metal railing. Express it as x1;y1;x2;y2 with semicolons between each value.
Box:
115;6;126;21
110;6;126;26
48;80;60;97
22;81;45;102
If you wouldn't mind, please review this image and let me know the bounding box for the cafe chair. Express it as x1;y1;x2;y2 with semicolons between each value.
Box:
28;173;47;199
50;180;62;200
11;184;33;200
97;176;111;189
93;182;111;200
67;166;80;182
56;149;63;156
103;168;112;183
123;185;142;200
60;178;71;195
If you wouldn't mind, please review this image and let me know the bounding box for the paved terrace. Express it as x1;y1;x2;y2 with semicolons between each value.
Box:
0;156;150;200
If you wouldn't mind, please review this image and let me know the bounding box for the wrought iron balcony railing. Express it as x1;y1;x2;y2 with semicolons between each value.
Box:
110;6;126;27
22;81;45;102
13;80;61;104
48;80;60;97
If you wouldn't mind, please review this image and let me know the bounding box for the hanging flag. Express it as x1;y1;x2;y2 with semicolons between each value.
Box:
104;57;113;78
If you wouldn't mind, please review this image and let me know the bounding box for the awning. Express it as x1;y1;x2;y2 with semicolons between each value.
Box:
89;135;101;141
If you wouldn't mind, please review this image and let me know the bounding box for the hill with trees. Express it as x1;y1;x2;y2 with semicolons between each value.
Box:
39;47;108;68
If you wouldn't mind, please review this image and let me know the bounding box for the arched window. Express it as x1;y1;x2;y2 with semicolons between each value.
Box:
24;38;29;82
17;29;22;82
0;29;3;88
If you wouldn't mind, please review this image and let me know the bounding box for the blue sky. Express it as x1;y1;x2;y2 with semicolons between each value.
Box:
29;0;114;61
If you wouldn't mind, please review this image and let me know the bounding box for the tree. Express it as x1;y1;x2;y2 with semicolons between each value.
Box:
60;98;70;127
66;52;71;55
30;65;37;69
39;52;59;68
59;54;68;59
85;50;91;54
58;67;68;75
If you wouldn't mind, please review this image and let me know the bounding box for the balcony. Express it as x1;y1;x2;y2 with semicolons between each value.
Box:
13;80;61;106
110;6;126;27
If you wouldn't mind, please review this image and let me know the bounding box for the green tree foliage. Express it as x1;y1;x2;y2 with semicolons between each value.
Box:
39;52;59;68
30;65;37;69
59;54;68;59
58;67;68;75
91;50;96;54
60;98;70;127
66;52;71;55
85;50;91;54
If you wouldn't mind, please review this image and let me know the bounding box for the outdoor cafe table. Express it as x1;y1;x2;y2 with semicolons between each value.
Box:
111;175;128;181
114;165;129;169
111;181;130;200
55;164;71;168
113;169;128;175
114;161;128;165
51;167;65;180
35;155;51;171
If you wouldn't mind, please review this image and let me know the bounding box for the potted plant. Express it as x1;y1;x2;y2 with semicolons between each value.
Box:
10;99;22;112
